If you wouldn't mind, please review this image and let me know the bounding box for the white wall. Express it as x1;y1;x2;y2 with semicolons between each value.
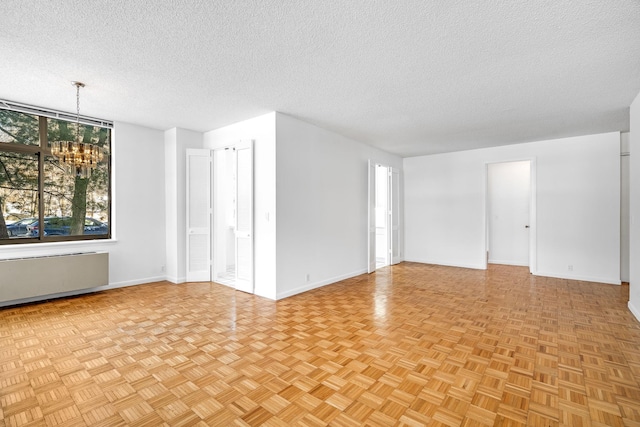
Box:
275;113;402;299
0;121;167;303
405;132;620;284
203;113;277;299
165;128;203;283
629;92;640;321
404;151;486;270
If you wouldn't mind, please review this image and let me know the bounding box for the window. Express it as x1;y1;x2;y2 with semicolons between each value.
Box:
0;105;111;244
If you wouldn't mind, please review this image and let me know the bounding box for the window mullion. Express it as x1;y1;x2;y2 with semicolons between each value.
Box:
0;142;41;154
38;116;46;240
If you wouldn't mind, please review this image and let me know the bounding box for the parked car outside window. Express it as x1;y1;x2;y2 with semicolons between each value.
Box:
6;217;37;237
26;217;108;237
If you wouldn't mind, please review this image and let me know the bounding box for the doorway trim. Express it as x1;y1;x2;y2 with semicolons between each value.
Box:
484;158;537;274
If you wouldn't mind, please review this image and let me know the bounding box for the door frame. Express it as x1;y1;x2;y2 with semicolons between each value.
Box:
484;158;537;274
367;160;376;273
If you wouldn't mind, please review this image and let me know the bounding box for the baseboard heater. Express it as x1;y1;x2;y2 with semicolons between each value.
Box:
0;252;109;304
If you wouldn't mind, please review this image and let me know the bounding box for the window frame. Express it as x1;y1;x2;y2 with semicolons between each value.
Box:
0;101;112;245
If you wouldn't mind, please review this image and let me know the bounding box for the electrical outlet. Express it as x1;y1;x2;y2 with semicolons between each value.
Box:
568;265;573;271
161;265;166;273
306;274;310;283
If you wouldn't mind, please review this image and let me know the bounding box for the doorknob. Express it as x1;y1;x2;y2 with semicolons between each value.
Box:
525;225;530;228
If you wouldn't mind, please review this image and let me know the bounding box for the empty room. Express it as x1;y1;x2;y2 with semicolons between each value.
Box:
1;1;640;426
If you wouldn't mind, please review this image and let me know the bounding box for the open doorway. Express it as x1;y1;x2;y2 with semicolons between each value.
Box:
486;160;534;270
368;161;401;273
212;148;236;286
375;164;390;268
212;141;254;293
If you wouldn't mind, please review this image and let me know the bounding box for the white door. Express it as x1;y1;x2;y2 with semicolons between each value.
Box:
487;161;531;266
367;160;376;273
390;167;402;265
234;140;254;293
186;149;212;282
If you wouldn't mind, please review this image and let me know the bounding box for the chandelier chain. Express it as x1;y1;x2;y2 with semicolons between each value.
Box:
76;84;80;122
74;82;83;140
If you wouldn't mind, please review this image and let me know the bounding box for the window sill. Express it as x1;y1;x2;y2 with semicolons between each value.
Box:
0;238;117;259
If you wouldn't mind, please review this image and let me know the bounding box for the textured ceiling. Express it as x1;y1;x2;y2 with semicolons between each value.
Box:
2;1;639;157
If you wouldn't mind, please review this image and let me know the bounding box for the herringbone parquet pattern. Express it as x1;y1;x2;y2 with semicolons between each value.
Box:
1;263;639;426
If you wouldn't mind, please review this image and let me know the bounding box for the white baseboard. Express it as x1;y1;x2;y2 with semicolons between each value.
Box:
403;257;486;270
488;259;529;267
629;300;640;323
276;269;367;300
103;275;169;289
164;275;186;284
534;271;621;285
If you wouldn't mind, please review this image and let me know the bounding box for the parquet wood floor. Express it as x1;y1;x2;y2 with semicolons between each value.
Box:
1;263;639;426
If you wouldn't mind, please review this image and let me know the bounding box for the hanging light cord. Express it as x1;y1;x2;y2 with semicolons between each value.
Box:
73;82;84;142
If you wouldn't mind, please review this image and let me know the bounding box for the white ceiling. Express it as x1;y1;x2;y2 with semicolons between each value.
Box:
2;1;639;157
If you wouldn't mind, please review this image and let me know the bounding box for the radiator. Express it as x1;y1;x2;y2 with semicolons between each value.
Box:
0;252;109;304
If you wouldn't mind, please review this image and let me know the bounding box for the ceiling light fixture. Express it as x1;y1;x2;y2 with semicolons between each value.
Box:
50;81;103;178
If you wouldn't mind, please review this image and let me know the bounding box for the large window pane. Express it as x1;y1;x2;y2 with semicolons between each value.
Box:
45;121;110;237
0;111;39;145
0;151;39;239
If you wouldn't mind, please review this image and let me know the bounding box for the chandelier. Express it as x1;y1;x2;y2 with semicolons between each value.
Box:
50;81;104;179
